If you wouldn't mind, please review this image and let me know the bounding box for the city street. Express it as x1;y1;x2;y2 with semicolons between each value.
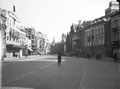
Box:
2;55;120;89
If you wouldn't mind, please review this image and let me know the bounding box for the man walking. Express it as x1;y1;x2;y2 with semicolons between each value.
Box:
57;51;62;64
113;52;117;63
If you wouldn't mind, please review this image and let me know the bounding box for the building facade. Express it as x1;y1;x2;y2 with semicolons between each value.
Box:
111;11;120;55
65;1;119;58
19;27;28;57
84;18;106;57
61;33;67;55
0;8;6;59
26;27;37;55
5;10;24;57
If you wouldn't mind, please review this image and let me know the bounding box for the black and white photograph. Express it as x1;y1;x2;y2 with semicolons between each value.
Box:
0;0;120;89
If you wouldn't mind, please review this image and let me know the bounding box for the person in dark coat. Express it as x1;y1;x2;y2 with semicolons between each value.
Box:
87;53;91;59
57;52;62;64
113;52;117;63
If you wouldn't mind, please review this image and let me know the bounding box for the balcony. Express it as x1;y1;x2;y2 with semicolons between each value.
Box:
6;40;20;45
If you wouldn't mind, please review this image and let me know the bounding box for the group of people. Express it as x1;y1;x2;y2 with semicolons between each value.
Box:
87;53;102;60
85;52;120;63
13;52;20;58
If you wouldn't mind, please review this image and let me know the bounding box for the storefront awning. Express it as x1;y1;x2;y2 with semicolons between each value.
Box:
13;45;25;48
28;48;33;52
7;44;25;49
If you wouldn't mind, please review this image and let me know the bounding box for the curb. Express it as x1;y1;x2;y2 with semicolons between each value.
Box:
3;55;40;62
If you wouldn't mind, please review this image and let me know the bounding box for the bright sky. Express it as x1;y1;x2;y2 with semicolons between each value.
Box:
0;0;115;43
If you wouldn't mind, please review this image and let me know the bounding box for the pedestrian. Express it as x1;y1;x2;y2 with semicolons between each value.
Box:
116;51;120;63
99;53;102;61
57;52;62;64
87;53;91;59
96;54;99;60
113;52;117;63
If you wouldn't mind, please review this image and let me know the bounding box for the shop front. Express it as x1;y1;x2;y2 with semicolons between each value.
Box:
6;44;25;57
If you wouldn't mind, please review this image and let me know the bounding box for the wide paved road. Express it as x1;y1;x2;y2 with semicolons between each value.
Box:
2;55;83;89
2;55;120;89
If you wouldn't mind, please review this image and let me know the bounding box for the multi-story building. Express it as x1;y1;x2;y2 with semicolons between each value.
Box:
0;8;7;59
25;27;32;54
5;9;24;57
37;32;43;55
66;1;119;58
111;11;120;55
19;27;28;57
105;0;120;57
83;17;106;57
26;27;37;55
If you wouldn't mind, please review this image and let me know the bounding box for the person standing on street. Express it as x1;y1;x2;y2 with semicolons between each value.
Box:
113;52;117;63
57;51;62;64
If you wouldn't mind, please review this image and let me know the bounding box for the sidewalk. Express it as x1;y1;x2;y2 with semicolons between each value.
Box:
3;55;40;62
101;57;114;63
90;57;115;63
1;87;34;89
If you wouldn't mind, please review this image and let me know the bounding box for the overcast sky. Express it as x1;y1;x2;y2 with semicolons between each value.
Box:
0;0;115;43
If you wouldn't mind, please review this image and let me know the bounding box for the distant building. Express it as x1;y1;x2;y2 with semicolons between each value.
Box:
26;27;37;54
36;32;42;55
61;33;67;54
42;34;49;55
25;27;33;55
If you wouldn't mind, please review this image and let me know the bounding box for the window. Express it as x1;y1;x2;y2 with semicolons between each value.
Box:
101;36;104;44
101;27;104;34
119;19;120;28
32;35;34;39
95;29;97;35
98;28;99;35
96;29;98;35
7;36;9;40
93;29;95;36
10;20;11;27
